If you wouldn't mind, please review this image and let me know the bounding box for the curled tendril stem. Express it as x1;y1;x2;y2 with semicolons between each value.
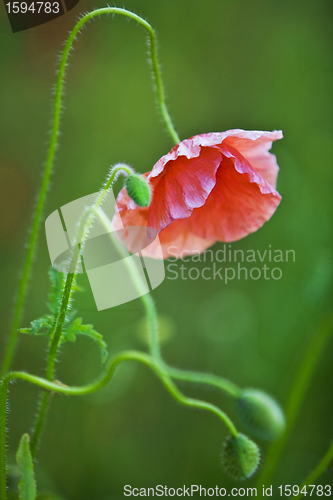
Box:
0;350;237;500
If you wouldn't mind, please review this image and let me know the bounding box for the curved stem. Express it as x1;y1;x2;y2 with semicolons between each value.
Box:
161;365;241;397
11;355;238;434
256;313;333;489
0;350;238;498
296;439;333;498
1;6;179;377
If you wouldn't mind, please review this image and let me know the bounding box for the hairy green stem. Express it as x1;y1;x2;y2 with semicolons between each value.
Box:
0;350;238;499
256;313;333;488
296;439;333;498
161;365;241;397
1;6;179;377
30;165;130;456
30;272;76;457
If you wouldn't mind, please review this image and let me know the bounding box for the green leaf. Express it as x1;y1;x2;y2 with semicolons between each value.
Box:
64;318;108;363
19;316;54;337
16;434;37;500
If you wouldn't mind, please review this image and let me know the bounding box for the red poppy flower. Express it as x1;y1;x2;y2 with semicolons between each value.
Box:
112;129;282;259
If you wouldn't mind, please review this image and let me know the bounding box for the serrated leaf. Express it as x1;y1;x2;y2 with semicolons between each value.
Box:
16;434;37;500
19;316;54;337
20;267;100;357
64;318;108;363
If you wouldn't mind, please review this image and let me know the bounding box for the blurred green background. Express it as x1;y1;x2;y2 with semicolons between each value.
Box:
0;0;332;497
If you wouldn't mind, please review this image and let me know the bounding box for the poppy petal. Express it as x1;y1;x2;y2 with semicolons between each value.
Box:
222;130;283;188
172;130;282;189
155;217;215;258
147;146;222;233
186;148;281;242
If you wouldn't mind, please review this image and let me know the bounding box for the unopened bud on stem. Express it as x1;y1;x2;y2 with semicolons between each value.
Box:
221;433;260;480
125;173;151;207
236;388;285;441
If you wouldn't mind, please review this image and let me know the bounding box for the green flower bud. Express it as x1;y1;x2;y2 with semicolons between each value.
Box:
125;173;151;207
221;433;260;481
236;389;285;441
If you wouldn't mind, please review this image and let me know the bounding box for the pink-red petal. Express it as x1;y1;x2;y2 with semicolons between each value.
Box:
149;129;282;189
147;146;222;233
222;130;282;188
186;150;281;242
